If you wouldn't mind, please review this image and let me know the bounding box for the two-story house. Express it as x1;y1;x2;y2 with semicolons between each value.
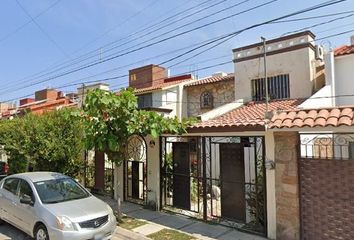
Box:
113;64;196;207
158;31;323;239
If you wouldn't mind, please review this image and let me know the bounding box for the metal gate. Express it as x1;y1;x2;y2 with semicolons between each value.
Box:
124;135;147;204
161;136;266;236
299;133;354;240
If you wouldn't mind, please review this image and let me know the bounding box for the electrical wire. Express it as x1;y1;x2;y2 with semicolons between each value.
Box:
0;0;348;102
1;0;268;92
5;0;217;87
15;0;69;58
0;0;62;43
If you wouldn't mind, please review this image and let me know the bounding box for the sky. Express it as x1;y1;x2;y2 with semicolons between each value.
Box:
0;0;354;103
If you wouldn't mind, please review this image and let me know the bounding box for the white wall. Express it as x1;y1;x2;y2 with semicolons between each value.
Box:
265;131;276;240
234;47;315;102
233;34;316;102
114;135;161;209
335;54;354;106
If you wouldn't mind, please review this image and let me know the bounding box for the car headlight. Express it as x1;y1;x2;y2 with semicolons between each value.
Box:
56;216;76;231
106;205;116;222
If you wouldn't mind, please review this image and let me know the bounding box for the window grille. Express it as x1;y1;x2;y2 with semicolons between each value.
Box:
251;74;290;101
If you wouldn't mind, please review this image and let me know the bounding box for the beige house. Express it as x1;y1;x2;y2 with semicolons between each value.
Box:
108;31;354;240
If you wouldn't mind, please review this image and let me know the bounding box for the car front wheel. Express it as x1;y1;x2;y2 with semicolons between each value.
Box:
34;224;49;240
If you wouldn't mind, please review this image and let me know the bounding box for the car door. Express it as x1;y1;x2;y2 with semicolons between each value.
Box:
0;178;20;224
14;179;36;235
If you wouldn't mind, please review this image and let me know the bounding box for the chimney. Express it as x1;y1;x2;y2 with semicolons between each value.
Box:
35;89;58;101
20;98;35;106
129;64;167;89
351;35;354;46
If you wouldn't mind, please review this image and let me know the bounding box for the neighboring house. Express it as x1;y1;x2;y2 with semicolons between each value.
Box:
129;64;195;118
112;31;327;240
114;64;196;206
0;89;76;119
300;35;354;108
185;72;235;117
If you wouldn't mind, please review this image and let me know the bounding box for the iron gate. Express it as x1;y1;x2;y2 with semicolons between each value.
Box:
299;133;354;240
160;136;267;236
124;135;147;204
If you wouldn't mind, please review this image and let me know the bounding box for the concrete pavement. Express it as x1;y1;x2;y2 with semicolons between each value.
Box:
0;222;146;240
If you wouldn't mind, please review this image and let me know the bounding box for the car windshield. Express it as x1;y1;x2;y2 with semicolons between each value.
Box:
34;178;90;204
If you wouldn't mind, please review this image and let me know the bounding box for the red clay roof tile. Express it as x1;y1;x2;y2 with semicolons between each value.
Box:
191;99;304;130
269;106;354;129
185;73;234;87
334;45;354;57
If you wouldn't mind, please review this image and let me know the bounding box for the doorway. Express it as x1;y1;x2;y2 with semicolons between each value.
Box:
125;135;147;204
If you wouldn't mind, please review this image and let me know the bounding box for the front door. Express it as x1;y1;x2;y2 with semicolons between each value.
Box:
131;161;140;199
173;142;190;210
220;143;246;222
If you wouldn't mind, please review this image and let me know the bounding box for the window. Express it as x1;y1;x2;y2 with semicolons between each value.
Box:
19;180;34;202
138;93;152;108
200;91;213;109
130;74;137;81
34;178;89;204
251;74;290;101
3;178;19;195
349;142;354;159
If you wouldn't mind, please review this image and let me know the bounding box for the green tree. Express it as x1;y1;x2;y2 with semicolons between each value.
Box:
0;109;84;177
74;88;195;219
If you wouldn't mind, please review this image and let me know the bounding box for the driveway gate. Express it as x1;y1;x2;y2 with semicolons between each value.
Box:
160;136;267;236
299;133;354;240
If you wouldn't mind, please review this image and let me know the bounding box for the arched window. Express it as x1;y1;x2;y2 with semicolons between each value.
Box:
200;91;213;109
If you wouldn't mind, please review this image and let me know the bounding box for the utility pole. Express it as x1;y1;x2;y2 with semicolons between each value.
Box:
261;37;269;114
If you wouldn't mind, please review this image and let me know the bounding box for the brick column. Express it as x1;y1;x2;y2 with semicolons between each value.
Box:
274;131;300;240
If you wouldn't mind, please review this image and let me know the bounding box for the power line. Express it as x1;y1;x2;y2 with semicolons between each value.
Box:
15;0;69;58
0;0;278;94
71;0;161;54
282;12;354;36
3;24;353;104
5;0;216;89
272;10;354;23
0;0;62;43
0;0;348;101
3;0;238;91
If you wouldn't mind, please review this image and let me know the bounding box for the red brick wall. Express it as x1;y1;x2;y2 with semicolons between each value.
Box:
35;89;58;101
129;64;166;89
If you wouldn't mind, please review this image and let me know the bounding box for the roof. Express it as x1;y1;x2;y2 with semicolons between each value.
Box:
334;45;354;57
134;74;193;95
10;172;67;182
269;106;354;129
190;99;304;131
185;73;234;87
19;98;74;115
232;31;315;52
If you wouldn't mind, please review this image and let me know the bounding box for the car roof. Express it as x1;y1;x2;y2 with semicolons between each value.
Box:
9;172;68;183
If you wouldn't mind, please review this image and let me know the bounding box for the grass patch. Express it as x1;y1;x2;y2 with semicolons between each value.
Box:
148;229;196;240
118;216;147;230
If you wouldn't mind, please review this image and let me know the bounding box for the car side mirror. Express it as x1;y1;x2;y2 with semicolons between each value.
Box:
20;195;34;206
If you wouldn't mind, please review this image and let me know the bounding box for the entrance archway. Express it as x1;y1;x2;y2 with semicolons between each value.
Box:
124;135;147;204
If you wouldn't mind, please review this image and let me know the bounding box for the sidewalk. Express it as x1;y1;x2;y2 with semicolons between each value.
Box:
100;196;267;240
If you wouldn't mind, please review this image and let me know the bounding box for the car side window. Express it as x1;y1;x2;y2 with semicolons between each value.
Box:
19;180;34;201
3;178;19;195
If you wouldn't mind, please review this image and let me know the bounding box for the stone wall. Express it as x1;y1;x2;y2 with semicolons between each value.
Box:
186;80;234;117
274;131;300;240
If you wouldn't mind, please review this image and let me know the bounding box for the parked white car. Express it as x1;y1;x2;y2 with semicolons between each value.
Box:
0;172;117;240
